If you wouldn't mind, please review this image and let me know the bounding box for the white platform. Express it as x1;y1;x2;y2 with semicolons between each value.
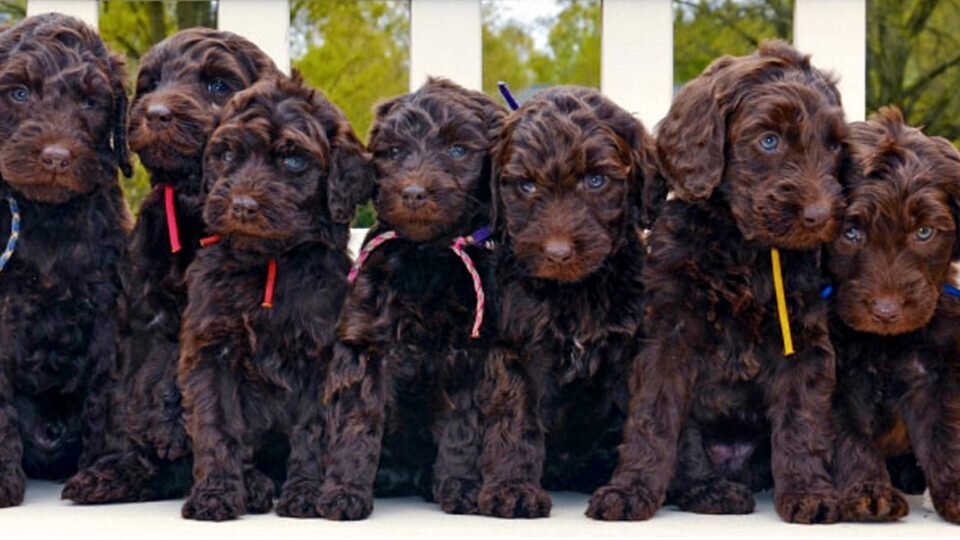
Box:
3;481;957;539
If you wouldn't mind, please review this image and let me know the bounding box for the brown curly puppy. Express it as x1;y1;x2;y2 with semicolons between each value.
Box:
828;107;960;524
589;41;847;523
476;86;663;519
177;74;372;521
318;78;505;520
63;29;279;504
0;13;130;507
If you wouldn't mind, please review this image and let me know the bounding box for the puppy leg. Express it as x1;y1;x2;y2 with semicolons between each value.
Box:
766;327;840;524
0;370;25;508
179;360;249;521
432;350;483;515
477;347;551;519
587;335;698;521
669;423;755;515
317;343;386;521
62;448;156;503
834;430;908;522
276;380;324;519
900;376;960;524
78;303;121;468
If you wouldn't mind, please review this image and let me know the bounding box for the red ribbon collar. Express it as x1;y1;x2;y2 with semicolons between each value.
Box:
198;235;277;309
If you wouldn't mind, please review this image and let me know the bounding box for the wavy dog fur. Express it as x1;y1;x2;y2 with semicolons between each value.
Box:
318;78;505;520
177;74;372;521
828;107;960;524
476;86;663;518
63;28;280;505
590;41;848;524
0;13;130;507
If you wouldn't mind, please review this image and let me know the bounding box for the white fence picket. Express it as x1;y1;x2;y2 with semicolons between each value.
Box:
601;0;673;130
26;0;98;28
217;0;291;74
794;0;867;121
410;0;482;91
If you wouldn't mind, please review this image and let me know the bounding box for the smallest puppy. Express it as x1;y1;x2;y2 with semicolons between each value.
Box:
177;74;372;521
828;107;960;524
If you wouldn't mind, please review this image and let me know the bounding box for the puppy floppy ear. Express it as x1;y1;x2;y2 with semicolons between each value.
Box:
108;52;132;177
656;57;732;201
929;135;960;260
326;122;375;224
489;112;517;239
634;127;668;228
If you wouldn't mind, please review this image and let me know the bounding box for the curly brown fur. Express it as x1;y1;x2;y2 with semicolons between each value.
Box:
176;74;372;522
318;78;504;520
0;13;130;507
589;41;846;524
63;29;280;505
827;107;960;524
476;86;661;519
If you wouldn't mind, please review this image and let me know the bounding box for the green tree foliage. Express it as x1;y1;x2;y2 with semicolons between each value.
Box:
673;0;792;83
99;1;217;212
868;0;960;142
291;0;409;227
482;0;600;99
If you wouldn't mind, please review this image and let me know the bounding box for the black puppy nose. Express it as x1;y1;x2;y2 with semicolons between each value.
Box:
872;297;902;323
146;103;173;128
544;239;573;264
802;202;831;228
44;422;66;443
230;195;259;222
40;145;72;172
401;185;427;208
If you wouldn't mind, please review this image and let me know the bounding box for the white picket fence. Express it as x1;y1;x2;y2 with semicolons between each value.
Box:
25;0;866;126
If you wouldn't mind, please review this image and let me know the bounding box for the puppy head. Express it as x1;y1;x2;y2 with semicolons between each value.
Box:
129;28;278;185
202;73;373;253
494;86;661;283
0;13;129;203
828;107;960;335
657;40;847;250
367;78;506;242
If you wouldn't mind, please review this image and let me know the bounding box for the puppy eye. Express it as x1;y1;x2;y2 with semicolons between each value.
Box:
80;97;98;110
827;140;842;153
387;147;403;160
448;144;467;158
843;227;863;243
584;174;607;190
518;180;537;195
282;155;308;173
221;150;236;164
207;79;230;96
916;226;935;241
759;133;780;152
9;86;29;103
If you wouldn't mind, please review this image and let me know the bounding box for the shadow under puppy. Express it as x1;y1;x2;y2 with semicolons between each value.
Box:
0;13;130;507
477;86;663;518
318;78;505;519
590;41;848;523
64;28;279;505
828;107;960;524
177;73;372;521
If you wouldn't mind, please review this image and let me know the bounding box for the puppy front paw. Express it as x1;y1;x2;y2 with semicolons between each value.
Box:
434;477;480;515
478;481;551;518
775;489;841;524
674;480;755;515
840;482;908;522
181;478;245;521
316;486;373;521
62;458;140;504
276;481;321;518
0;468;26;508
931;484;960;524
243;469;275;515
587;483;660;521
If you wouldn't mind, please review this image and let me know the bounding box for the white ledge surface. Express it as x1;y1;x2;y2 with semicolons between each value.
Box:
4;481;957;539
